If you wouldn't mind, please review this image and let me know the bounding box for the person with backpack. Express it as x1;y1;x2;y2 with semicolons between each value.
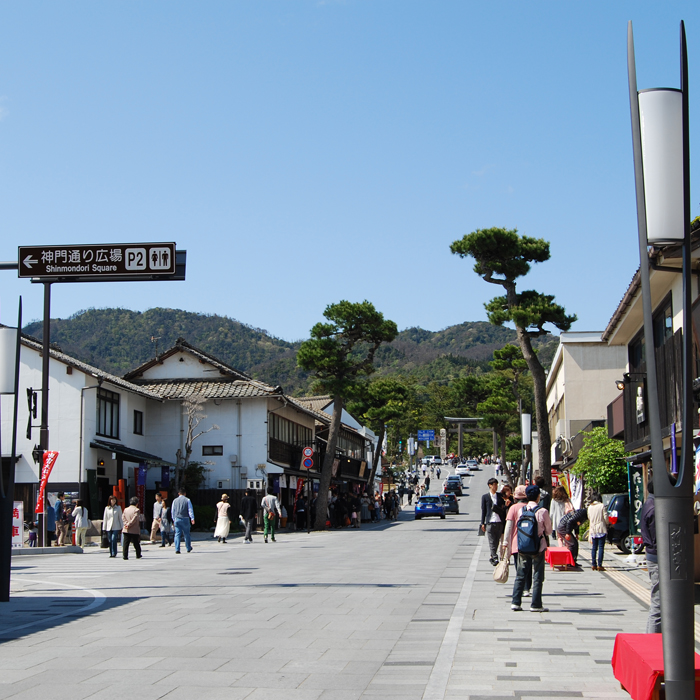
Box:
502;485;532;599
509;485;552;612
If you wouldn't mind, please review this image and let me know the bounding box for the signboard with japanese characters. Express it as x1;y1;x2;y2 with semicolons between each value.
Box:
18;243;176;279
628;463;644;536
12;501;24;548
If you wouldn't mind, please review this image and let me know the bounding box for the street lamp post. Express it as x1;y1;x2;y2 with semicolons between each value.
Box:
628;21;695;700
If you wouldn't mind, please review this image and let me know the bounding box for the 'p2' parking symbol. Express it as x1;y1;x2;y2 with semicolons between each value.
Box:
125;248;147;271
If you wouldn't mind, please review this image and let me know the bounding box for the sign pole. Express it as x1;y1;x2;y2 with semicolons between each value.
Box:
37;283;51;547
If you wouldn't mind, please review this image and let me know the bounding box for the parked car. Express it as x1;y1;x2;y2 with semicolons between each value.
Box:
606;493;644;554
415;495;446;520
439;493;459;514
443;476;463;497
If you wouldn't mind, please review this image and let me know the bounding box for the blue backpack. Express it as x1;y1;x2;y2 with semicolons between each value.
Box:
517;505;542;554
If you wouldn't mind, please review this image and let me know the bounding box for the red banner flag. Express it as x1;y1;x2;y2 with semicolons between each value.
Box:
35;451;59;514
293;478;304;517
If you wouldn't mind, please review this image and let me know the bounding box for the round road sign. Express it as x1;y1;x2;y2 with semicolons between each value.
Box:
302;447;314;458
302;457;314;469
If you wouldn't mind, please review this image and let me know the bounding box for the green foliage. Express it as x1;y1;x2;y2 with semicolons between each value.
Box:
347;378;411;432
485;291;576;336
192;505;216;531
450;227;551;284
296;300;398;397
571;427;628;494
181;461;208;494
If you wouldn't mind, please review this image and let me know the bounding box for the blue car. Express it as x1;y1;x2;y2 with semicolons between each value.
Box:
415;495;446;520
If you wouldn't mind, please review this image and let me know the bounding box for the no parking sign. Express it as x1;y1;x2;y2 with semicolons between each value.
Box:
302;447;314;469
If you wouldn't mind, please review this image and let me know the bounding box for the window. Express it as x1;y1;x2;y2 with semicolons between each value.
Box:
96;388;120;439
268;413;313;446
202;445;223;456
133;410;143;435
628;294;673;372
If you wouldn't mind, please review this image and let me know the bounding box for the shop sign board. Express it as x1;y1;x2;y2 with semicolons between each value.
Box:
628;463;644;536
18;243;176;279
12;501;24;548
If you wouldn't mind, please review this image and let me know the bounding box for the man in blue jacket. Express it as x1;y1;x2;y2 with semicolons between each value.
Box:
54;493;67;546
171;487;195;554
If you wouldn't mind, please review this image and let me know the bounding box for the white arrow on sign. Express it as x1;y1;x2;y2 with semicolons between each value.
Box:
23;255;37;269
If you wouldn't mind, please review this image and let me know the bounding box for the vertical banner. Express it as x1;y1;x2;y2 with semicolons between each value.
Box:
12;502;24;548
137;462;147;516
34;451;59;514
440;429;447;461
293;478;304;518
628;463;644;536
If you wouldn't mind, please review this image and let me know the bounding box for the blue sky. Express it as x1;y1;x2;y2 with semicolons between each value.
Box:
1;1;699;341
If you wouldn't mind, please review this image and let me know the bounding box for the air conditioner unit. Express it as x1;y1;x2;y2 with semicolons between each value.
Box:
217;479;230;489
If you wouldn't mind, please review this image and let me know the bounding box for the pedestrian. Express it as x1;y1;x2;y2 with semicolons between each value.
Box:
425;475;431;492
240;489;258;543
501;484;514;515
502;485;532;598
587;492;609;571
407;487;413;506
350;493;361;528
374;492;382;521
54;493;67;546
171;486;195;554
150;493;164;543
436;466;441;479
361;493;372;522
28;522;38;547
46;500;56;546
72;499;90;549
122;497;143;560
481;478;506;566
296;494;307;530
640;481;660;633
160;499;173;546
556;506;588;567
509;485;552;612
103;495;123;558
214;494;231;543
534;476;551;511
550;486;574;545
261;488;282;543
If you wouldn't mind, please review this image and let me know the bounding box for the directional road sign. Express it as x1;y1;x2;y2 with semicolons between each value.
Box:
302;447;314;458
417;429;435;441
18;243;177;279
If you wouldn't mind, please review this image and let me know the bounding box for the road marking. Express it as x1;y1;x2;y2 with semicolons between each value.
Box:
422;538;483;700
2;577;106;635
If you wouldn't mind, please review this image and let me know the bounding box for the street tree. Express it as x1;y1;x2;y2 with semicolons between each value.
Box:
347;378;411;494
450;227;576;491
175;394;220;492
297;300;398;529
571;426;628;494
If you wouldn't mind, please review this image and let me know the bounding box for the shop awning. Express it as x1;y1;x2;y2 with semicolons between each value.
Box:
89;439;176;466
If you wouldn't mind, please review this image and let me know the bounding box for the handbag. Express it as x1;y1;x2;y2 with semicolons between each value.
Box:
493;553;509;584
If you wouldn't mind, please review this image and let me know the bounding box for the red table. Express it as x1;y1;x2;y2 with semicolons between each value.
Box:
611;633;700;700
544;546;575;568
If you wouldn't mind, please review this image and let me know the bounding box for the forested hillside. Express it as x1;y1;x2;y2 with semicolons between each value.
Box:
23;307;558;394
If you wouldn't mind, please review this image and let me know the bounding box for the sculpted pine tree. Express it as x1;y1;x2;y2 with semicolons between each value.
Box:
347;378;411;495
450;227;576;491
297;301;398;529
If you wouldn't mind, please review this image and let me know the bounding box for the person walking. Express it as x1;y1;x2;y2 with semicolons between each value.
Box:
296;494;307;530
241;489;258;543
171;487;195;554
54;493;67;546
534;476;551;511
550;486;574;545
261;488;282;543
481;478;506;566
587;493;609;571
159;499;173;546
509;485;552;612
557;506;588;566
122;497;143;560
436;466;441;480
502;485;532;598
103;496;123;558
640;481;660;633
72;499;90;549
46;499;56;546
150;493;164;544
361;493;372;523
214;494;231;543
424;475;431;492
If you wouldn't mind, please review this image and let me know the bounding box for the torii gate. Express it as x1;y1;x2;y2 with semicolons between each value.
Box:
444;417;496;459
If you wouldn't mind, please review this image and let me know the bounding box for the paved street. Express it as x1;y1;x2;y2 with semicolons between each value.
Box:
1;468;650;700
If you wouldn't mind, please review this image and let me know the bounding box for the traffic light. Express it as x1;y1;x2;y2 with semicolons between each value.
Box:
398;440;403;453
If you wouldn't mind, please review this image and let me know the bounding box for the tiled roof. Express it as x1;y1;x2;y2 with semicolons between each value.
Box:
286;396;331;425
124;337;251;381
20;335;162;401
140;378;281;400
295;395;332;415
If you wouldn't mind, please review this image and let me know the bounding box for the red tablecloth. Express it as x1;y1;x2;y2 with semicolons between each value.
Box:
611;633;700;700
544;546;575;568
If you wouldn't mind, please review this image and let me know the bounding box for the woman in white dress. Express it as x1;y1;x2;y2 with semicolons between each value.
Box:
214;494;231;543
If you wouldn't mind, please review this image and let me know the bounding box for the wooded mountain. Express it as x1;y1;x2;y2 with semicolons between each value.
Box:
23;307;558;395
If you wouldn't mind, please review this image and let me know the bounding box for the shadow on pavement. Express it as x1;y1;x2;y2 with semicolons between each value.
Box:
0;595;135;643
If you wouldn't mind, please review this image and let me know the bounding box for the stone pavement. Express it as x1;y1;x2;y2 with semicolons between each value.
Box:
0;469;656;700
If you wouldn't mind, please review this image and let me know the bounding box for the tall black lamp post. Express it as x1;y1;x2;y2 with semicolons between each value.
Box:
628;21;695;699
